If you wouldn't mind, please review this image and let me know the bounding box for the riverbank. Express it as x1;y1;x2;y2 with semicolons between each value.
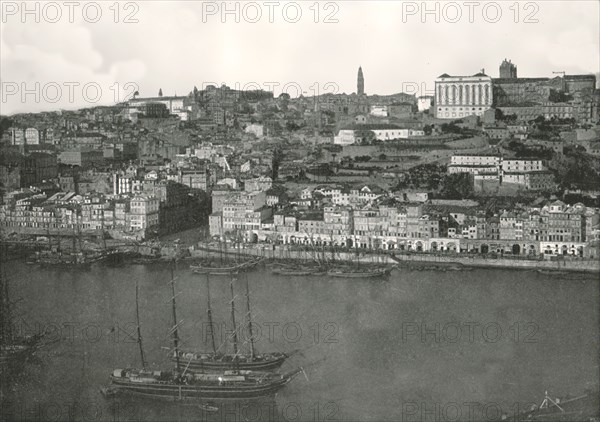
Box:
189;243;600;274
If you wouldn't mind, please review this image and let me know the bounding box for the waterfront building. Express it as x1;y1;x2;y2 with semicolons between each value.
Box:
129;194;159;232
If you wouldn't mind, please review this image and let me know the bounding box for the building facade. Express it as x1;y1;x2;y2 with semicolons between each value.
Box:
435;71;493;119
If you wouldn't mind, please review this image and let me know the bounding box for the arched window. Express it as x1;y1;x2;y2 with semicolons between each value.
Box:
458;85;463;104
484;84;490;105
464;85;470;105
477;85;483;105
444;85;449;105
451;85;457;104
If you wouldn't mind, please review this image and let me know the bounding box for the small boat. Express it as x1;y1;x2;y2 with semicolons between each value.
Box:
492;389;599;421
271;266;317;276
327;267;391;278
190;259;262;275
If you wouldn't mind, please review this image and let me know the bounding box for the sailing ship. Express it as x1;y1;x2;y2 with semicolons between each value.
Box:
172;273;296;371
327;223;393;278
492;389;599;421
105;262;303;401
0;245;46;372
31;227;102;267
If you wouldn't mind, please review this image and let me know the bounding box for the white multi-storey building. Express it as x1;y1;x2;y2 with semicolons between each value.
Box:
333;126;424;145
435;71;493;119
417;96;434;112
501;159;544;173
129;194;159;231
370;106;388;117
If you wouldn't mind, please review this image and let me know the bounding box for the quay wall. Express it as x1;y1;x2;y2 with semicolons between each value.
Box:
190;244;600;273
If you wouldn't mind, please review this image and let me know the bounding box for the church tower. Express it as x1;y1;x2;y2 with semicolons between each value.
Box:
357;67;365;95
499;59;517;79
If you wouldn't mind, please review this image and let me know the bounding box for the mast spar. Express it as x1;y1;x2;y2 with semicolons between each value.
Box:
244;274;256;361
1;244;13;343
229;277;239;360
135;279;147;369
170;260;181;374
205;274;217;354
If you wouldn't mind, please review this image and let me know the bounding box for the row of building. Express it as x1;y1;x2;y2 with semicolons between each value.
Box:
434;60;598;123
208;179;599;258
448;154;556;191
0;175;207;239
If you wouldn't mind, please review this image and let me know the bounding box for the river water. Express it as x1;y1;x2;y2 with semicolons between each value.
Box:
1;260;598;422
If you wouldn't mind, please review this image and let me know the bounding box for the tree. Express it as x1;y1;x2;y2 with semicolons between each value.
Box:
286;121;301;132
158;88;163;97
423;125;433;135
440;123;462;134
439;173;474;199
355;130;376;145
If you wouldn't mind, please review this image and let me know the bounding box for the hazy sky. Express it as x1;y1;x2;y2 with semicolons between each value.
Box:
1;0;599;114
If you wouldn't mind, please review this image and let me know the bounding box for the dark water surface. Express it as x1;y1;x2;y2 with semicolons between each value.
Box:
1;261;598;422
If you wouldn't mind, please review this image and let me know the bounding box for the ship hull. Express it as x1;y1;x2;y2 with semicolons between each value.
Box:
110;376;293;401
172;354;288;372
327;269;390;278
190;259;263;275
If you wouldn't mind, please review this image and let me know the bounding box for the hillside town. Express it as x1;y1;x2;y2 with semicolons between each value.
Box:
2;2;600;420
1;60;599;260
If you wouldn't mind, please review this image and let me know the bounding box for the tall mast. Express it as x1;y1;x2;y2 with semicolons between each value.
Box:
72;225;77;253
1;245;13;343
135;279;147;369
77;222;83;253
330;229;335;263
229;278;239;358
100;211;107;251
244;274;256;360
205;274;217;354
170;260;181;373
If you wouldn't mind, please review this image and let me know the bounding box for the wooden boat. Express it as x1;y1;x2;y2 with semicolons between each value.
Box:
109;367;303;401
327;267;391;278
190;258;262;275
491;390;599;421
271;266;317;276
105;262;302;402
173;274;297;372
